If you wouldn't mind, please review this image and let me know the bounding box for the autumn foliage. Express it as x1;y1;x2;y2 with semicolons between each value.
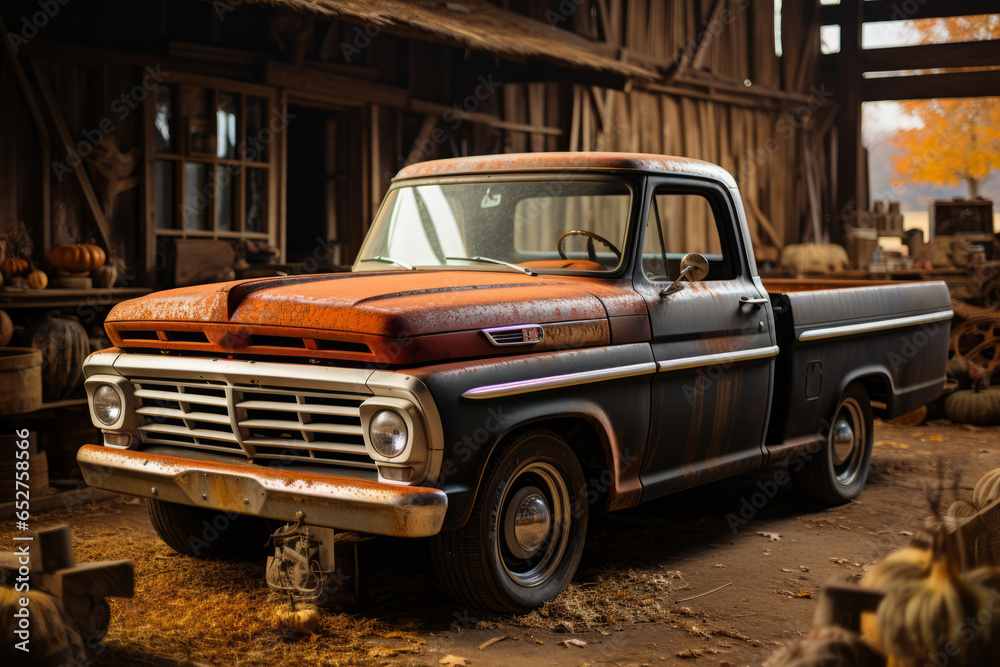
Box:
890;15;1000;198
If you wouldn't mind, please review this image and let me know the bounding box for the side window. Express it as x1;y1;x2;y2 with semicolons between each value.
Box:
642;191;735;281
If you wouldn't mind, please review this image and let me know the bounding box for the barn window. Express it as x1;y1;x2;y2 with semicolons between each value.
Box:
147;79;279;242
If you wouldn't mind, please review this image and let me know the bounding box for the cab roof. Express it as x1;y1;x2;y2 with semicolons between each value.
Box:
393;152;737;188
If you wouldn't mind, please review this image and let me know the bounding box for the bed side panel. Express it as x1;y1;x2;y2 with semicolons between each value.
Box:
773;282;951;444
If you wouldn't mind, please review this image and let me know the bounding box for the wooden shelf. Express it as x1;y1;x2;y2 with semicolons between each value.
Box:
0;287;151;309
0;397;88;418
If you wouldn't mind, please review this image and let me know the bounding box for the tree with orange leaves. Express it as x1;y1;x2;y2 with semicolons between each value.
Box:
890;15;1000;198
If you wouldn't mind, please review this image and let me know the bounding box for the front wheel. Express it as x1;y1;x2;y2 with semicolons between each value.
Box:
147;499;271;560
430;429;588;613
791;383;874;505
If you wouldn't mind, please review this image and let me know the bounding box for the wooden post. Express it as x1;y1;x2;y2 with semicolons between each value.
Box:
368;104;380;231
833;0;865;244
141;69;157;285
31;61;113;249
0;15;51;251
277;89;288;264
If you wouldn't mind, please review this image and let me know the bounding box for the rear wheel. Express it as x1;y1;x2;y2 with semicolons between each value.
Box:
430;429;588;613
791;383;874;505
147;499;271;560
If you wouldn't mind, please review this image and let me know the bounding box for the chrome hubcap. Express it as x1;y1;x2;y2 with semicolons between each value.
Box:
510;491;550;554
832;418;855;465
497;462;570;587
831;398;865;485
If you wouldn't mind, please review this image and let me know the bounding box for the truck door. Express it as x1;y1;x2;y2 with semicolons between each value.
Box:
636;182;777;500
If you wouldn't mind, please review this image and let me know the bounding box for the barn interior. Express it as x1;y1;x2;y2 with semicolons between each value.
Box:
1;1;999;665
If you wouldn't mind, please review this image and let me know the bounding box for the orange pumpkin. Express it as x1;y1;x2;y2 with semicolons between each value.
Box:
1;257;29;278
0;309;12;346
47;244;106;273
27;269;48;290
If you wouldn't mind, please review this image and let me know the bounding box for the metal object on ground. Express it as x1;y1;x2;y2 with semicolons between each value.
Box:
265;514;360;605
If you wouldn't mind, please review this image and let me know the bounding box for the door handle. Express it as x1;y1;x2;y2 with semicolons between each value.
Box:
739;295;768;308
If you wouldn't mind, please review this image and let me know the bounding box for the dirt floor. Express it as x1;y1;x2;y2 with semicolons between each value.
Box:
4;418;1000;667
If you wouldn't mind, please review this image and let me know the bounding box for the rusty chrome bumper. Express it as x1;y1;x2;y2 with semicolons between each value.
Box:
77;445;448;538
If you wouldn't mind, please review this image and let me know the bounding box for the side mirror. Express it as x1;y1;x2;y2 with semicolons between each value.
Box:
663;253;710;296
679;253;710;282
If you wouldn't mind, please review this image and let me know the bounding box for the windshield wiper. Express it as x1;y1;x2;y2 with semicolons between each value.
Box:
360;256;416;271
445;256;536;276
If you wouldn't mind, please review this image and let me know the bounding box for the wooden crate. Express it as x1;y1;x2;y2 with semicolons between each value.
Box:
932;200;995;259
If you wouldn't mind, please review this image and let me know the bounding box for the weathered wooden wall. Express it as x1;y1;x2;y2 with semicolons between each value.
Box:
497;0;829;260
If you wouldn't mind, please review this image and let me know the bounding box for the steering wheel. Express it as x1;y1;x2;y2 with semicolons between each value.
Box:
557;230;622;264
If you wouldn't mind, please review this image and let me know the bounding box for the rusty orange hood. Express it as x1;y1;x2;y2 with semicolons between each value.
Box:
105;271;648;365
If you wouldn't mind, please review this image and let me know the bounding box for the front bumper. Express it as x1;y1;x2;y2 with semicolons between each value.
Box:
77;445;448;538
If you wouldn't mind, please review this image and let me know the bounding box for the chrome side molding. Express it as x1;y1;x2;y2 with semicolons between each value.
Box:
798;310;953;342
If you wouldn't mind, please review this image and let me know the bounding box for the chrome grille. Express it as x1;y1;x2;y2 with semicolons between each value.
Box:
133;378;374;469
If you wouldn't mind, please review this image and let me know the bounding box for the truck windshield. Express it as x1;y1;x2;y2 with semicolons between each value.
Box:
355;179;632;273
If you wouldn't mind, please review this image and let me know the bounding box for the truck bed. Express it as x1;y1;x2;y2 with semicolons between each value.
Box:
762;280;952;457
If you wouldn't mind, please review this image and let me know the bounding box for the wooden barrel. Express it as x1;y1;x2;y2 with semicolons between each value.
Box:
0;451;48;503
0;430;38;461
0;347;43;415
29;315;89;402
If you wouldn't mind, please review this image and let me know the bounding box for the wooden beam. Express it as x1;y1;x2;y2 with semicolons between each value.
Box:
21;38;256;86
595;0;615;47
675;72;816;104
861;40;1000;73
645;81;778;109
569;86;581;152
834;0;865;241
277;90;288;264
141;73;156;285
408;99;563;136
862;68;1000;101
0;15;51;250
690;0;727;71
747;197;785;250
30;61;112;249
402;114;438;168
369;104;380;230
265;62;408;108
823;0;997;24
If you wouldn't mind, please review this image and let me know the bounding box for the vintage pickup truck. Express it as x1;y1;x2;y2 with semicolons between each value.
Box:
78;153;952;613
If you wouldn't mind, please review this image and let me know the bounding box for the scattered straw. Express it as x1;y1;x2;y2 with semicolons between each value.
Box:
1;498;419;666
491;567;684;633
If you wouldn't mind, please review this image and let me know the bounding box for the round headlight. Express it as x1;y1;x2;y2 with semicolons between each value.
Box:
369;410;407;458
93;384;122;425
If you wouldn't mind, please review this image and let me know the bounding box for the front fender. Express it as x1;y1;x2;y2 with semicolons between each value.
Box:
407;343;654;530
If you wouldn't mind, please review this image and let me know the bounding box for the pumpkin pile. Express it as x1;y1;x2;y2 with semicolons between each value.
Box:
766;467;1000;667
946;301;1000;425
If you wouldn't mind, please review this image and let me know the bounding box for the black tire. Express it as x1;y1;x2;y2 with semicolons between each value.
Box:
146;499;271;560
430;429;588;613
791;383;874;506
